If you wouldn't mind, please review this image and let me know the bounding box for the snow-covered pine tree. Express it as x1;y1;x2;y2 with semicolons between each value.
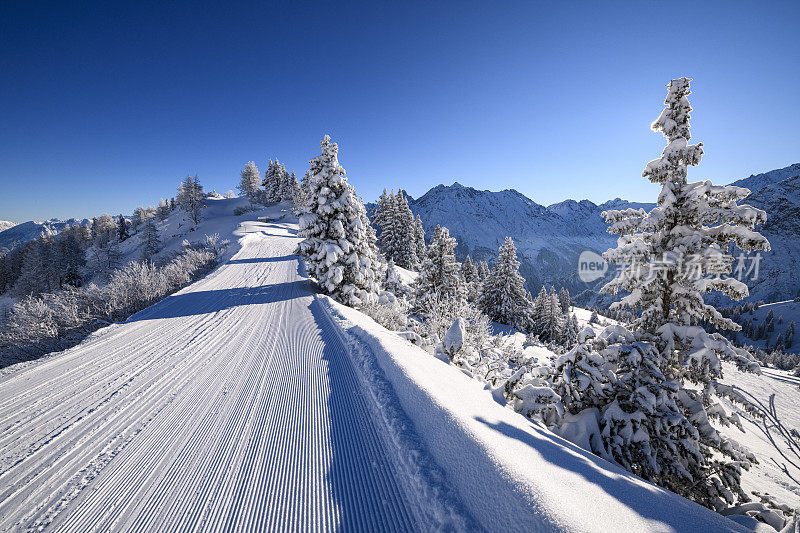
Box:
393;191;418;270
262;159;280;202
238;161;261;204
297;170;312;209
116;214;129;241
131;206;147;232
275;162;291;201
558;287;571;313
477;260;491;280
413;214;426;265
297;135;383;306
561;313;579;347
462;255;477;283
140;218;161;261
286;170;300;204
13;240;47;296
602;77;769;336
374;189;399;261
157;198;170;221
413;225;466;315
177;174;205;227
384;258;410;298
597;77;769;510
479;237;532;331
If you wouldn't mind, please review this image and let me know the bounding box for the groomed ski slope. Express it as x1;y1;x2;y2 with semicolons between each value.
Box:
0;211;750;532
0;218;431;531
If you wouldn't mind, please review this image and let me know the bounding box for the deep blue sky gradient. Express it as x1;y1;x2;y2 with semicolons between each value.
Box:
1;0;798;222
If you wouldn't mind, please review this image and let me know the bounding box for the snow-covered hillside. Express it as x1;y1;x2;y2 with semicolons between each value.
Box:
0;221;15;233
716;363;800;516
0;209;760;532
734;175;800;304
733;300;800;354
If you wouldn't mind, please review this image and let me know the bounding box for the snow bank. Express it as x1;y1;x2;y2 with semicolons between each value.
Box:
323;298;749;532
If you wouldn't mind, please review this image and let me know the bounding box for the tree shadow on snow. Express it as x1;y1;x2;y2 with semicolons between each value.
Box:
127;281;308;321
473;416;722;530
226;255;296;264
310;299;419;531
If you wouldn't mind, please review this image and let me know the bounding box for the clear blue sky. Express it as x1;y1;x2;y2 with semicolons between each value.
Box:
1;0;798;222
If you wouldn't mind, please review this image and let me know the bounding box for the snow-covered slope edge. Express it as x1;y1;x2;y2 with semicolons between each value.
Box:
322;298;749;532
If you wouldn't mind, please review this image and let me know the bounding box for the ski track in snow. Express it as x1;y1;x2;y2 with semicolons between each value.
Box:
0;220;431;532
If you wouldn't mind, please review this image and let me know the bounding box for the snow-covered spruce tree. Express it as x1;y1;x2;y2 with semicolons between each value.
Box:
286;170;300;204
116;214;130;241
413;214;426;264
413;224;466;315
530;286;562;342
602;77;769;338
477;260;491;280
140;218;161;261
462;254;482;303
384;258;411;298
297;135;383;306
262;159;281;202
237;161;261;204
558;287;571;313
462;255;477;283
177;174;205;227
594;77;769;510
479;237;532;331
373;189;399;262
393;191;419;269
156;198;170;221
276;163;293;201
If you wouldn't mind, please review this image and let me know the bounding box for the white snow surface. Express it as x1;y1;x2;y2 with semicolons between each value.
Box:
0;205;770;532
717;362;800;511
0;208;431;531
325;301;750;532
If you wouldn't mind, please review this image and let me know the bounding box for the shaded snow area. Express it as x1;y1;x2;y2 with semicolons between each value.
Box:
717;363;800;513
0;207;789;532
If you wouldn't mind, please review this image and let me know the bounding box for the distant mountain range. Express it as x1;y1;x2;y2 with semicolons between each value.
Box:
4;163;798;306
0;221;16;233
390;163;800;306
0;219;90;254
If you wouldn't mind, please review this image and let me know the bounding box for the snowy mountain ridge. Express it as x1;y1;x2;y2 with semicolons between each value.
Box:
0;218;90;254
400;163;800;306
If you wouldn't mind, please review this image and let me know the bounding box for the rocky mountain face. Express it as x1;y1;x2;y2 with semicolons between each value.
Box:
395;163;799;307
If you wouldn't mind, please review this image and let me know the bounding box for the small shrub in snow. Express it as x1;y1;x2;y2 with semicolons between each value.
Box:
0;237;227;367
233;204;257;216
360;293;410;332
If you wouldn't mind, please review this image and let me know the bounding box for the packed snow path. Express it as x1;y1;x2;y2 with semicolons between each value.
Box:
0;220;424;531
